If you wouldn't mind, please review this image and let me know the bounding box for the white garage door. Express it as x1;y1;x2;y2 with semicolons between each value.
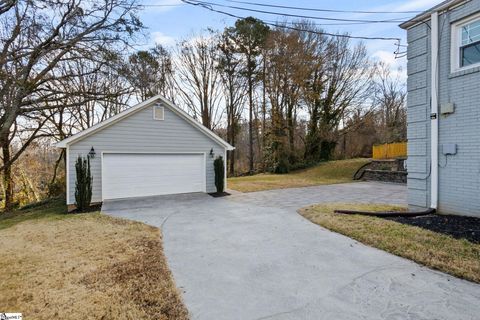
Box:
102;153;205;200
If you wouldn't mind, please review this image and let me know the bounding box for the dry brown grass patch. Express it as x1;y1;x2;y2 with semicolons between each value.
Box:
299;203;480;283
0;212;188;319
228;158;370;192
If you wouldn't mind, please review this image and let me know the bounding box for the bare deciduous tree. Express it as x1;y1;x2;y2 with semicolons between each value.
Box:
226;17;269;173
0;0;142;209
374;62;407;143
263;26;311;171
40;56;133;188
217;31;246;175
174;32;224;130
304;30;375;161
125;44;175;102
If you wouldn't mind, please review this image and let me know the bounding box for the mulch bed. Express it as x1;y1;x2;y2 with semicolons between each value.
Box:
70;203;103;214
208;192;231;198
385;214;480;244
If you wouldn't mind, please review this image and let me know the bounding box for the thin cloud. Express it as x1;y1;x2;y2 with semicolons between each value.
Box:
151;31;176;46
396;0;440;11
369;0;439;13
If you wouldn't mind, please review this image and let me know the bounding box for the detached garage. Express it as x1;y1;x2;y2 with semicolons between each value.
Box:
56;95;234;210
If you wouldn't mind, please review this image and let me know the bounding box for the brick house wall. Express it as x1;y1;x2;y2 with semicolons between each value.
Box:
405;0;480;217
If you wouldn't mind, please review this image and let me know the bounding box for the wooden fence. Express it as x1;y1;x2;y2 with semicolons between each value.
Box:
372;142;407;159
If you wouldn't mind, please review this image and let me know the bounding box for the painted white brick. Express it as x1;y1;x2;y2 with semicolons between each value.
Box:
405;2;480;217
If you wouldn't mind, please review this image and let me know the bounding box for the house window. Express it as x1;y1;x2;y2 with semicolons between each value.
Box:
460;19;480;66
452;13;480;72
153;105;164;120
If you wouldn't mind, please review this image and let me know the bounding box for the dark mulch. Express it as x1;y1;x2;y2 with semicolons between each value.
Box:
385;214;480;244
70;203;102;214
208;192;231;198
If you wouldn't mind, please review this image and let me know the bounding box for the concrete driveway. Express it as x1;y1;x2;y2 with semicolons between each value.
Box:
103;182;480;320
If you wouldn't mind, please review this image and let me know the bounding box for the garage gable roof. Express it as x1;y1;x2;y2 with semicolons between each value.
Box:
56;95;234;150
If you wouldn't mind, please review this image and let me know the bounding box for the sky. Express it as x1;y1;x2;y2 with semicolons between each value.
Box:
136;0;442;75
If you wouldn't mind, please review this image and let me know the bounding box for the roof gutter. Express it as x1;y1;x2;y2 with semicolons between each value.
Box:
399;0;467;29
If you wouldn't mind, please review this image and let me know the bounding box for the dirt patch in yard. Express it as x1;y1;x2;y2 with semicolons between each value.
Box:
385;214;480;244
0;209;188;319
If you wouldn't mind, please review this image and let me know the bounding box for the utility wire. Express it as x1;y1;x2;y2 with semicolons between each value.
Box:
180;0;402;42
142;2;409;25
262;19;389;26
224;0;423;14
142;3;185;7
185;0;410;23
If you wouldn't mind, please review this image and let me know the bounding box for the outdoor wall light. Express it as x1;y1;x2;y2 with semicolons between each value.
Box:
88;146;96;159
209;148;214;158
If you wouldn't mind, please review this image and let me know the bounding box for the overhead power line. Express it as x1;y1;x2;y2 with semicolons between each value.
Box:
142;3;185;7
180;0;402;42
224;0;423;14
187;0;410;23
142;2;409;25
262;19;386;26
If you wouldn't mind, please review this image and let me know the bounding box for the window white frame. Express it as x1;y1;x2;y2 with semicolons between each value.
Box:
153;105;164;120
451;12;480;73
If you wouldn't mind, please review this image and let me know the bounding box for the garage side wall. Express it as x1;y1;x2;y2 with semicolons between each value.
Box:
67;102;225;204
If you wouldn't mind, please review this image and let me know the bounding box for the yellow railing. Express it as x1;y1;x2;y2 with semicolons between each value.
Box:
372;142;407;159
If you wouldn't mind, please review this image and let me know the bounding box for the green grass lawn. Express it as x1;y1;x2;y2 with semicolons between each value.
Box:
228;158;370;192
0;197;70;230
0;199;188;319
299;203;480;283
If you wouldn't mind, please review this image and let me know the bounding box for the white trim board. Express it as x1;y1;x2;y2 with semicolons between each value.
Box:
56;95;234;150
66;145;71;204
224;148;227;191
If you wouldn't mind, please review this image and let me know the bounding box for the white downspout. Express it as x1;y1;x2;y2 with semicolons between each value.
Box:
430;11;439;209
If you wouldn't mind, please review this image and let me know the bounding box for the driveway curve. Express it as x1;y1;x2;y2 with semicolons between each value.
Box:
103;182;480;320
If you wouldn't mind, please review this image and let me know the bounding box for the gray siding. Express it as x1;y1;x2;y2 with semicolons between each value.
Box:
67;101;225;204
406;0;480;216
406;21;431;209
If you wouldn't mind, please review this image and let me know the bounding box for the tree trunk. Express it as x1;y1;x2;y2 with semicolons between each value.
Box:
229;149;235;176
261;55;266;150
49;149;65;195
226;82;236;176
287;105;295;156
320;140;337;161
248;74;254;173
230;110;236;176
202;92;210;129
2;144;13;211
305;103;321;161
227;101;234;176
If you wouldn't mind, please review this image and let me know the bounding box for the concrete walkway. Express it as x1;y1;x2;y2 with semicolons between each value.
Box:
103;182;480;320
